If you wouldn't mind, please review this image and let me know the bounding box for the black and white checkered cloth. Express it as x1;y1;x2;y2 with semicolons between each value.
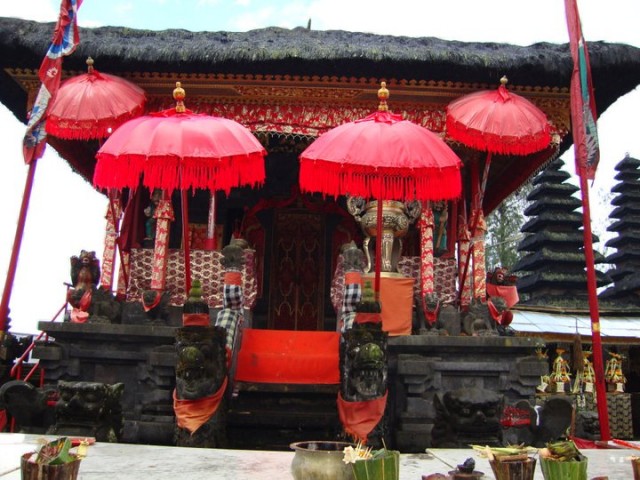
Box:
215;308;241;352
340;281;361;332
215;284;244;352
223;284;243;310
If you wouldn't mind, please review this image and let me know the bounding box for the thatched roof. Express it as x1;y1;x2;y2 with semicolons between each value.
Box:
1;17;640;209
2;17;640;122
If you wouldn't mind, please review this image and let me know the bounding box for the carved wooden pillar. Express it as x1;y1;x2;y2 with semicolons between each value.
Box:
472;209;487;300
99;193;122;290
419;203;435;297
150;192;174;291
458;221;472;308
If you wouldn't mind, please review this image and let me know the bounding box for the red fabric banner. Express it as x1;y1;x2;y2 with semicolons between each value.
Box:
565;0;600;180
23;0;82;164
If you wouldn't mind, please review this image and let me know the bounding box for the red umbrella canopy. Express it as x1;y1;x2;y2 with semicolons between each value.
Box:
46;57;146;140
446;76;551;156
93;82;266;194
299;83;462;202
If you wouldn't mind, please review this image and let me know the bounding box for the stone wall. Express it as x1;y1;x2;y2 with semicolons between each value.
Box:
34;321;177;445
388;335;548;452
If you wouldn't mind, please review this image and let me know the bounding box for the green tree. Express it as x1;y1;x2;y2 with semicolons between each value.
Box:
485;183;532;270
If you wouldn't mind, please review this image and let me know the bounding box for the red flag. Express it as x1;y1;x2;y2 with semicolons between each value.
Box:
23;0;82;164
565;0;599;180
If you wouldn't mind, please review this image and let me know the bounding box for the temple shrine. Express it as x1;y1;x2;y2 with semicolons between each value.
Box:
1;15;640;452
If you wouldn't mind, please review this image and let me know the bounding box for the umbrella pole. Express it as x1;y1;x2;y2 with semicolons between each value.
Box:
457;153;492;303
0;159;37;336
374;198;383;302
181;189;192;295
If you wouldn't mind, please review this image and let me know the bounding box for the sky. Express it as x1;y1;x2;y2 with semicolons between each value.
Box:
0;0;639;334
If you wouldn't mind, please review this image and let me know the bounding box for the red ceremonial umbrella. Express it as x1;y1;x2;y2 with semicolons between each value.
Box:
46;57;146;140
300;82;462;297
446;76;552;302
446;75;551;199
44;57;147;291
94;82;266;294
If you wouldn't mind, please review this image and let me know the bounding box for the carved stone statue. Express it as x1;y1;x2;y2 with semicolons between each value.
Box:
461;299;498;336
337;292;389;447
174;325;229;448
347;196;421;274
47;380;124;442
431;387;503;448
69;250;100;293
341;241;366;273
340;325;387;402
0;380;53;433
486;266;518;335
67;250;121;324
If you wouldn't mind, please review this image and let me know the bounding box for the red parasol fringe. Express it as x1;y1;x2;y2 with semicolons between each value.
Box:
94;152;266;193
46;107;145;140
299;160;461;201
446;120;551;156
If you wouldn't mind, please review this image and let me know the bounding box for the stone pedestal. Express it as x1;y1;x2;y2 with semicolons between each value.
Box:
34;321;177;445
389;335;547;452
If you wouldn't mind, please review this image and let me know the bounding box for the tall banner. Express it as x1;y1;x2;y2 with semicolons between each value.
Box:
23;0;82;164
565;0;599;180
565;0;610;442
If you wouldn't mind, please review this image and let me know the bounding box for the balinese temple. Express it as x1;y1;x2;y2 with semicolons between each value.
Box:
1;17;640;450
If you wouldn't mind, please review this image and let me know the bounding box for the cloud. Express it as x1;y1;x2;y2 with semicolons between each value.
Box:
0;0;57;22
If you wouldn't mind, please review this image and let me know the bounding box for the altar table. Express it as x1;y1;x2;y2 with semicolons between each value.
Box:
1;433;638;479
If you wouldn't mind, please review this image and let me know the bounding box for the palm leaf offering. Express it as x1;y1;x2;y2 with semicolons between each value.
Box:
539;440;587;480
350;449;400;480
471;444;537;461
35;438;76;465
343;442;400;480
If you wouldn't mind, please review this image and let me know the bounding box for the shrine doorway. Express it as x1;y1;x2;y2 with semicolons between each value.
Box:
268;208;325;330
240;190;360;331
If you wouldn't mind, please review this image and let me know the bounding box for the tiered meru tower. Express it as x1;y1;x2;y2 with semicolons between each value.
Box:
599;154;640;306
513;158;611;305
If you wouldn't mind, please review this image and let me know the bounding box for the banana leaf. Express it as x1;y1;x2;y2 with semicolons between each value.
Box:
539;455;587;480
351;450;400;480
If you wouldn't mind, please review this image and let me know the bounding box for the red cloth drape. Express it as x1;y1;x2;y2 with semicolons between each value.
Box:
337;391;388;443
173;376;228;434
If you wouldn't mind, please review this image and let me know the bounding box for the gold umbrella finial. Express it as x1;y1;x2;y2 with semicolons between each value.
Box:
174;81;186;113
378;81;389;111
500;75;508;86
86;56;94;74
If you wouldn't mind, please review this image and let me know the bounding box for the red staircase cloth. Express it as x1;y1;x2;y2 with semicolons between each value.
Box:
235;329;340;384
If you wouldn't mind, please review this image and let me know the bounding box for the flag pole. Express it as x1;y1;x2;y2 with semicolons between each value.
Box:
0;160;38;337
578;172;610;441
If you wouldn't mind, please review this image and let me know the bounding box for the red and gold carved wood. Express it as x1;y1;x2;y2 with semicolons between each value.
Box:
99;195;122;290
458;221;472;308
150;195;175;291
419;204;435;296
116;251;129;299
268;210;325;330
471;209;487;300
